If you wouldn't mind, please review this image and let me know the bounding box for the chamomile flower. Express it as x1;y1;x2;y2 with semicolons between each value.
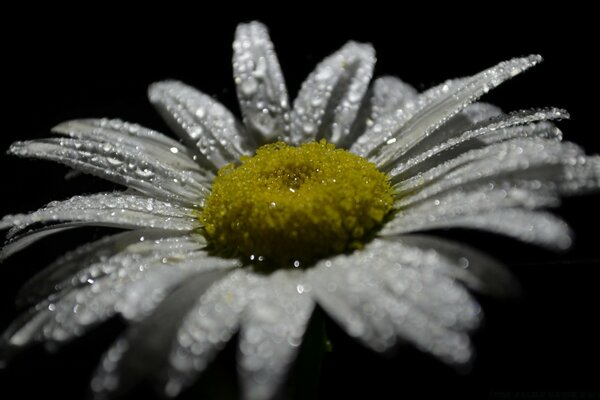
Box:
1;21;599;400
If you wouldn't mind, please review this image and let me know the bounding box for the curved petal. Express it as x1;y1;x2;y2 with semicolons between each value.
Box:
238;270;314;400
289;41;375;145
392;138;589;202
342;75;418;149
0;193;198;259
308;239;477;364
368;55;542;169
8;138;209;206
52;119;199;171
233;21;290;143
381;235;518;297
16;230;201;307
383;208;572;250
148;80;251;170
390;108;568;181
89;268;232;399
0;240;231;357
163;269;255;398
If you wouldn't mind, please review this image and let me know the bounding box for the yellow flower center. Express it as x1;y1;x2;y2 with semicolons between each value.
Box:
200;140;394;267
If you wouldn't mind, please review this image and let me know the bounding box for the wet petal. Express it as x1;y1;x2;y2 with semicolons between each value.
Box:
8;138;209;206
342;76;418;149
383;208;572;250
148;80;250;170
52;119;199;171
89;268;232;399
0;193;198;259
383;235;518;297
163;269;256;397
392;138;587;202
238;270;314;400
289;42;375;145
308;239;476;363
0;240;230;355
16;230;200;307
368;55;542;169
233;21;290;143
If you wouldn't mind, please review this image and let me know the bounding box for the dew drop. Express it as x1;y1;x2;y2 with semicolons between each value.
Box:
240;77;259;96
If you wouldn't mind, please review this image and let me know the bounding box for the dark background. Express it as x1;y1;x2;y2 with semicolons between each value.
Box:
1;8;599;400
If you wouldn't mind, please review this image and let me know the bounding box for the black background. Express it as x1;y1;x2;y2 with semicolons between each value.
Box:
1;7;599;400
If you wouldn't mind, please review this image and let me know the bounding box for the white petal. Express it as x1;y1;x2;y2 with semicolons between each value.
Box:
1;239;230;351
238;270;314;400
163;269;256;397
383;235;518;297
148;80;251;169
16;230;196;307
89;268;232;399
390;108;568;180
289;42;375;145
308;240;476;363
8;138;209;206
233;21;290;143
398;102;503;161
0;193;198;259
393;138;584;196
384;208;572;249
343;76;418;149
52;119;200;171
368;55;542;169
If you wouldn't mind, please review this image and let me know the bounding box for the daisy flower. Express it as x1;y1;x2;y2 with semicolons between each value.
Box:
1;21;599;400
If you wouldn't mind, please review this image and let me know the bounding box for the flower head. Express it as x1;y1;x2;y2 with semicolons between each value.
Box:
1;21;599;400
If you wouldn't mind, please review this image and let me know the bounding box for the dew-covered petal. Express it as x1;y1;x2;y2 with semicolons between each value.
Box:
367;55;542;169
352;99;496;159
16;230;199;307
0;193;198;259
8;138;209;206
52;119;200;171
396;102;503;163
380;235;517;297
0;238;233;356
341;76;418;149
308;240;476;363
390;108;568;181
148;80;251;170
89;268;232;399
238;270;314;400
383;208;572;250
163;269;256;398
289;42;375;145
233;21;290;143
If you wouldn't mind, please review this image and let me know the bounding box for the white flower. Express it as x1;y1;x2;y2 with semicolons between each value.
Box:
1;21;599;400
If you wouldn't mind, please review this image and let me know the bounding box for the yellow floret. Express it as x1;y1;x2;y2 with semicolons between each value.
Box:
200;140;394;267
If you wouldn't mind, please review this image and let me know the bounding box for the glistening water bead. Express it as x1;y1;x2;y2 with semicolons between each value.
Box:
200;140;395;266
